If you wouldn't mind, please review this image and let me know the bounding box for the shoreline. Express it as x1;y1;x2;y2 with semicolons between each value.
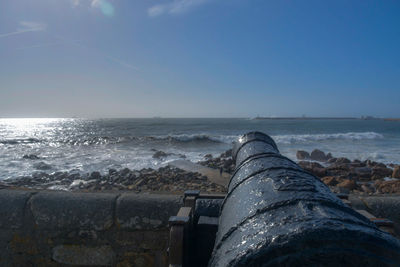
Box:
1;148;399;196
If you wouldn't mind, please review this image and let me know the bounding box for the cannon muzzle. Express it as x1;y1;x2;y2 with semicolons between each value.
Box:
209;131;400;266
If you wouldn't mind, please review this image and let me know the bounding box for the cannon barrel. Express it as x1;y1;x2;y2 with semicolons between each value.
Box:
209;132;400;266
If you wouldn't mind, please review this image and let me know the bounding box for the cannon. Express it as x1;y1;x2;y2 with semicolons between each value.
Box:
168;132;400;266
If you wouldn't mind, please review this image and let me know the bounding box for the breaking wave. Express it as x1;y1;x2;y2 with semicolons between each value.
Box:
273;132;383;144
1;132;383;147
0;138;42;145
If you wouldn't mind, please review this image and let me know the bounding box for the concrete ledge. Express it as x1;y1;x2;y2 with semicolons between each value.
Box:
117;193;182;230
0;190;34;229
52;245;115;266
0;189;183;266
30;191;116;230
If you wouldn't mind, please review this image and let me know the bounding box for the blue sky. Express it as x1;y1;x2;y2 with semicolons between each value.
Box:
0;0;399;118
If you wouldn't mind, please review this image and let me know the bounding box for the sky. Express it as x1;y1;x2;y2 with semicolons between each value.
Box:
0;0;399;118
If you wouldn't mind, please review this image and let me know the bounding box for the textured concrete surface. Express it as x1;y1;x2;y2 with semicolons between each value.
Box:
0;190;34;229
117;193;181;230
0;189;182;266
0;188;398;266
30;191;116;230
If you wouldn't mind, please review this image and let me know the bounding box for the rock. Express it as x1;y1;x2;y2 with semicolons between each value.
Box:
312;167;327;178
33;162;52;170
375;180;400;194
204;154;213;160
365;160;386;168
152;150;168;159
120;168;130;177
327;158;337;163
108;169;117;175
354;167;372;179
220;149;232;158
361;184;375;194
321;176;338;186
335;157;351;164
337;179;356;190
298;161;324;170
90;171;102;180
326;153;333;160
371;167;393;180
296;150;310;160
392;165;400;178
310;149;328;162
298;161;326;177
22;154;40;160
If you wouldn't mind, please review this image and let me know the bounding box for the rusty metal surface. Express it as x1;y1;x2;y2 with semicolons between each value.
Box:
209;132;400;266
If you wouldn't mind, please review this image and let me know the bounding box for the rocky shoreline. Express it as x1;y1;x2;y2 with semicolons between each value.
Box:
295;149;400;195
199;148;400;195
1;148;399;195
0;165;226;193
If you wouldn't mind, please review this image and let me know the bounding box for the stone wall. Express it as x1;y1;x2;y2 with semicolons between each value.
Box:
1;189;399;266
0;190;182;266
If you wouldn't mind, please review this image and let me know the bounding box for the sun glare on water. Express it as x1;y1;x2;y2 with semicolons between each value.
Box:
0;118;69;136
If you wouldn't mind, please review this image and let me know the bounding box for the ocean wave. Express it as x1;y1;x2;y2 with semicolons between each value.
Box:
273;132;383;144
0;132;383;147
0;138;42;145
143;134;239;144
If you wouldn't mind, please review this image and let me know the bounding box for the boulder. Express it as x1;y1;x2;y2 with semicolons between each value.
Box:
33;162;52;170
220;149;232;158
321;176;338;186
326;163;351;177
298;161;322;170
337;179;356;190
327;157;337;163
90;171;102;180
375;180;400;194
204;154;213;160
23;154;40;160
371;167;393;180
392;165;400;178
310;149;328;162
354;167;372;179
120;168;131;177
298;161;326;177
361;184;375;194
312;167;327;178
152;150;168;159
335;157;351;164
296;150;310;160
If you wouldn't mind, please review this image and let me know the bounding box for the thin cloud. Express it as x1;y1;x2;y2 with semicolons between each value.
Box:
72;0;114;17
0;21;47;39
148;0;211;17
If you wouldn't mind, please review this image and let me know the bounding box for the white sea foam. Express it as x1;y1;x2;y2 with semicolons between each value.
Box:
148;134;239;144
272;132;383;144
147;132;384;145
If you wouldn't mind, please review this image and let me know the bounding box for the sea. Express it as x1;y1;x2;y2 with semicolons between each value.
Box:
0;118;399;180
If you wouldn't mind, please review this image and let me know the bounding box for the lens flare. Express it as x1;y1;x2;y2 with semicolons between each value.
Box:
93;0;115;17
